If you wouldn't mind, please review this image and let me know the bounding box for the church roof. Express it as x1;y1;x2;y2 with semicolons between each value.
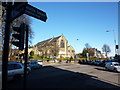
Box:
36;35;62;46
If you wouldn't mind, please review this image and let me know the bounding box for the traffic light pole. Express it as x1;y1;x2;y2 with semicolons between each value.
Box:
2;2;12;90
23;24;28;89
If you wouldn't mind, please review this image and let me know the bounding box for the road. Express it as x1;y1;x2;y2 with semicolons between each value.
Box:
7;62;120;88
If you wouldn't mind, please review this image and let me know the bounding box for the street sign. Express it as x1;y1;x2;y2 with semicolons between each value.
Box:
86;53;89;57
54;56;56;59
10;6;26;22
11;3;47;22
74;55;78;59
25;4;47;22
13;2;28;10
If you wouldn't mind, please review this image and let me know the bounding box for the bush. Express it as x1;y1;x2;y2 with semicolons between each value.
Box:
30;51;34;56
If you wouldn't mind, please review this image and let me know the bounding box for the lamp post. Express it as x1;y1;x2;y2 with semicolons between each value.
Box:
106;30;116;56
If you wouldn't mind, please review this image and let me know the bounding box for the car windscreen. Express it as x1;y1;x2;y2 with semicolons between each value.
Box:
113;64;120;66
38;61;42;62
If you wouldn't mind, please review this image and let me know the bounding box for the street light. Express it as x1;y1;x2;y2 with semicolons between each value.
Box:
106;30;116;56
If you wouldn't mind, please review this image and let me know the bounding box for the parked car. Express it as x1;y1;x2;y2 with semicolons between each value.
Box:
105;62;120;72
102;60;111;67
94;61;103;66
90;61;96;65
0;62;31;81
27;60;43;70
37;60;43;66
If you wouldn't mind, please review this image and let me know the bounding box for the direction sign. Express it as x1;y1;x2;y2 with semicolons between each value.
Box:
11;3;47;22
25;4;47;22
10;6;26;22
13;2;28;11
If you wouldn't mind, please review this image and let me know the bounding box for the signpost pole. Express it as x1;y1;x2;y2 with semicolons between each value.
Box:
23;24;28;90
2;2;12;90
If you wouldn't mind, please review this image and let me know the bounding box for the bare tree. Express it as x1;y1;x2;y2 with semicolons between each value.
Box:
85;43;92;50
102;44;111;57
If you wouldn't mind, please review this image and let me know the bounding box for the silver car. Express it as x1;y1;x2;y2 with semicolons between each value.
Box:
27;60;43;70
105;62;120;72
0;62;31;81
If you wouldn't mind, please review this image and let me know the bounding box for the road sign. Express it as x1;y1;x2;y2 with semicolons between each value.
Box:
54;56;56;59
11;3;47;22
25;4;47;22
13;2;28;10
74;55;78;59
86;53;89;57
10;6;26;22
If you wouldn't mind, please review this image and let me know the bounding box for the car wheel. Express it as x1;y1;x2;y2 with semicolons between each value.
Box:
105;67;108;70
113;68;117;72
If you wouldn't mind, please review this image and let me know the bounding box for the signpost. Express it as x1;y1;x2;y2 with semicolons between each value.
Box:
11;3;47;22
2;2;12;90
25;4;47;22
10;5;26;21
2;1;47;90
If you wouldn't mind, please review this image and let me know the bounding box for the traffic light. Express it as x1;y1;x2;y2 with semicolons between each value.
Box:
12;23;25;50
116;45;119;49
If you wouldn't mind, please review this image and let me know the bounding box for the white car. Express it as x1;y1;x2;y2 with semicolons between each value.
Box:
27;60;43;70
0;62;31;81
105;62;120;72
37;60;43;66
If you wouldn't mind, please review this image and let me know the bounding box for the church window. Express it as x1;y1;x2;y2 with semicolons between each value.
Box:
60;40;64;48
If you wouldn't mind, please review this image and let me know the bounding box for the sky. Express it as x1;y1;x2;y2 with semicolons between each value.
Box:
27;2;118;57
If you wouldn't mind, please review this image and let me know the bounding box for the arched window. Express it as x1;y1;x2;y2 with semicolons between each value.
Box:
60;40;64;48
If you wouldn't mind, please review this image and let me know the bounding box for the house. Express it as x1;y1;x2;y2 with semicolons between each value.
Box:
88;48;106;58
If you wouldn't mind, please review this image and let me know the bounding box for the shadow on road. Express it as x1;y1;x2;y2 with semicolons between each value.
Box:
94;67;120;73
7;66;120;89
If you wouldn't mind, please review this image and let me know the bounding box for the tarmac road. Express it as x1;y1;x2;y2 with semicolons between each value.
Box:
7;62;120;89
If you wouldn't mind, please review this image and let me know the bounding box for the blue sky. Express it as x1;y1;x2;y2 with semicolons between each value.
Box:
28;2;118;56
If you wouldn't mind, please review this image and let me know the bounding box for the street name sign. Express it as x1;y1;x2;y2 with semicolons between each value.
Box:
10;6;26;22
13;2;28;11
11;3;47;22
25;4;47;22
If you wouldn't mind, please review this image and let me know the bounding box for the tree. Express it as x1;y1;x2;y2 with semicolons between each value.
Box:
82;48;88;58
88;48;95;57
102;44;111;57
30;51;34;56
85;43;92;50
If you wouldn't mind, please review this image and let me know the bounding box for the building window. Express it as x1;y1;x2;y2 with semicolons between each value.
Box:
72;50;74;53
60;40;64;48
